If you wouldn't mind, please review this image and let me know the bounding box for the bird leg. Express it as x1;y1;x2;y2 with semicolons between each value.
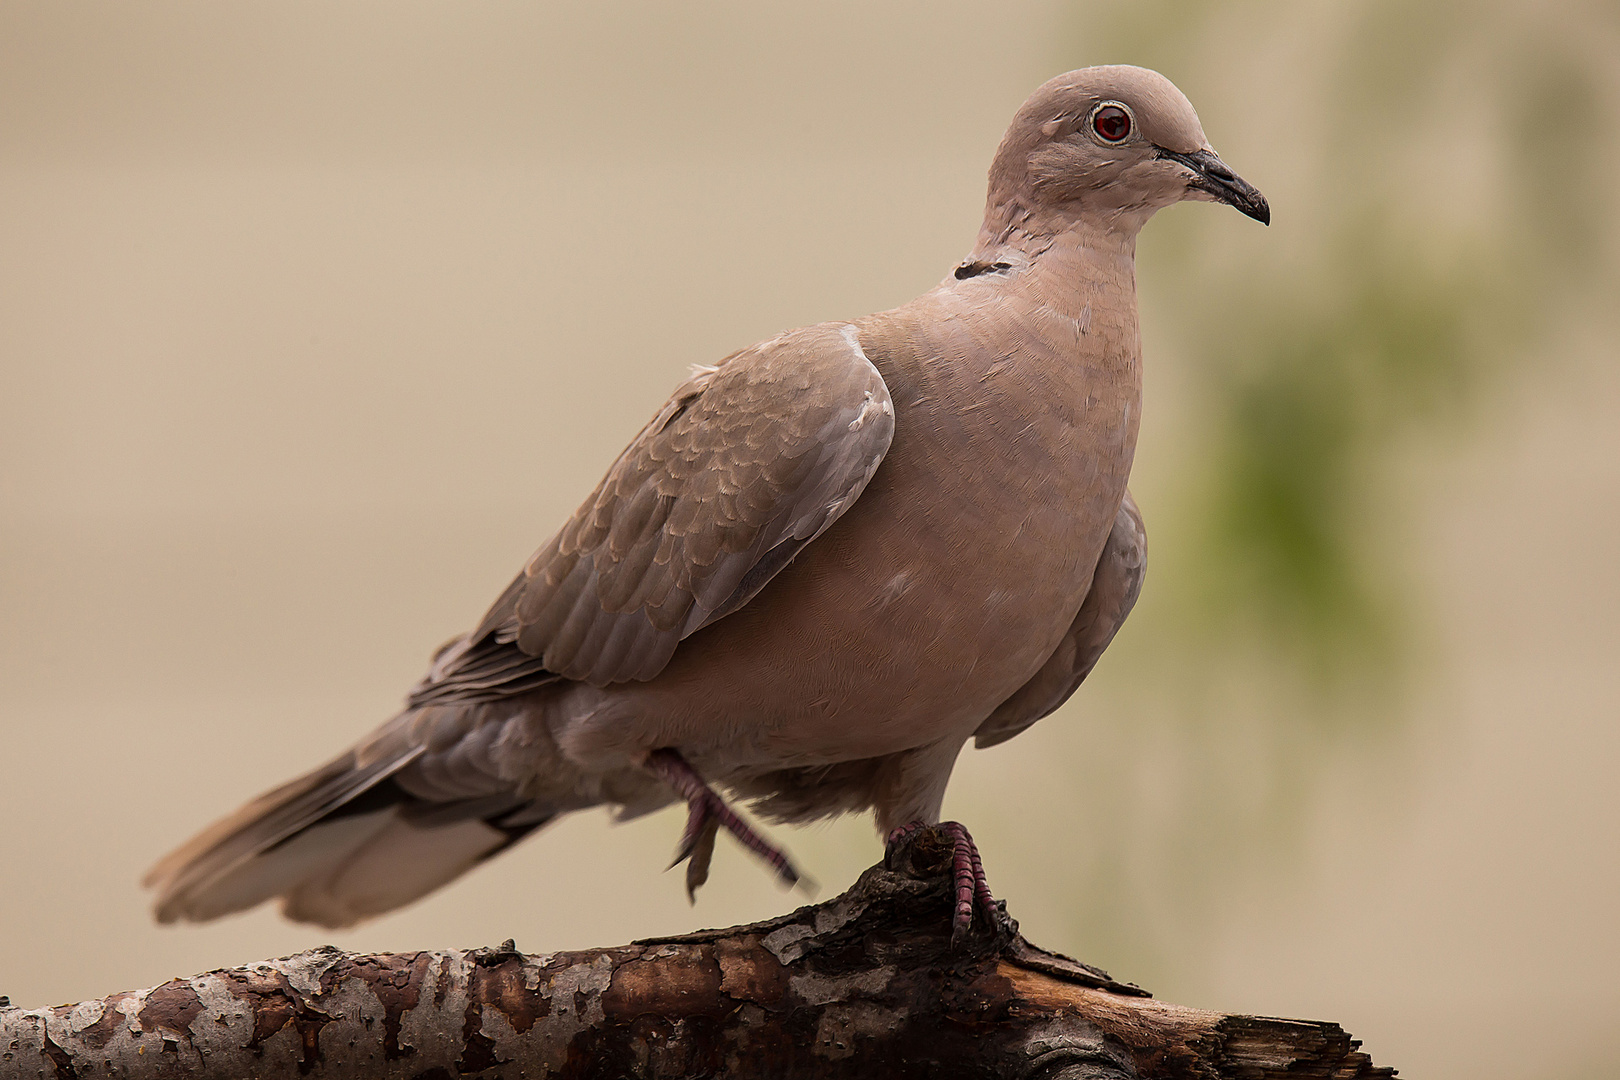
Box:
885;820;1004;944
644;748;802;899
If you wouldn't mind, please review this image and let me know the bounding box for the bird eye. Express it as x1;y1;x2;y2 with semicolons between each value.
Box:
1092;104;1131;143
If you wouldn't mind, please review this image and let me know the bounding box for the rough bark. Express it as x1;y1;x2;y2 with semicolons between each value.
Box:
0;827;1393;1079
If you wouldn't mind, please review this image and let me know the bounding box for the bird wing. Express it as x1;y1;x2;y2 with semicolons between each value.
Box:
411;321;893;702
972;491;1146;749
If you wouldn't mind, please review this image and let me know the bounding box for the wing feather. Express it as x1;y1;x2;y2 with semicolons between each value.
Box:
973;491;1146;750
409;321;893;704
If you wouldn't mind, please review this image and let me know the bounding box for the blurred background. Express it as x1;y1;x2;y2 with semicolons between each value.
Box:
2;2;1616;1077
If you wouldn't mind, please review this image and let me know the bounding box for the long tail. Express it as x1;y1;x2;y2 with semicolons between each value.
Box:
144;711;556;928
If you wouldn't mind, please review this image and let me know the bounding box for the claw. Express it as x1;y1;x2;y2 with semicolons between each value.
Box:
645;748;804;896
885;820;1005;944
682;815;720;903
669;794;713;868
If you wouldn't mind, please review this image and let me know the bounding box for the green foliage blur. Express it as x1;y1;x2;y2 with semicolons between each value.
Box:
979;0;1620;985
1102;0;1614;683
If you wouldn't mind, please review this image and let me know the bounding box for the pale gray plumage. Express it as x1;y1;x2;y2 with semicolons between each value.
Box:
146;65;1267;928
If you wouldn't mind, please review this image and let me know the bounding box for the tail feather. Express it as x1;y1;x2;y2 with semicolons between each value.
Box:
160;809;397;924
279;812;546;927
145;742;424;919
146;737;554;927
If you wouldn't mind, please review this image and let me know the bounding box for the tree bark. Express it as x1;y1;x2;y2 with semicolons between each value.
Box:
0;827;1393;1079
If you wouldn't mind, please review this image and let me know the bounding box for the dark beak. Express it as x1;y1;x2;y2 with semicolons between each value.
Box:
1155;146;1270;225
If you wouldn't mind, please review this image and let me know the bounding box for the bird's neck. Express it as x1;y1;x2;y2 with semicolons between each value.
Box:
973;196;1138;258
965;215;1141;329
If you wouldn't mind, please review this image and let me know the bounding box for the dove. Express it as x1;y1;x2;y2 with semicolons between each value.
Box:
146;65;1268;937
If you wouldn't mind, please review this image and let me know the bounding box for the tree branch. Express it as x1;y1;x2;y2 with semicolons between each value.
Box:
1;827;1393;1078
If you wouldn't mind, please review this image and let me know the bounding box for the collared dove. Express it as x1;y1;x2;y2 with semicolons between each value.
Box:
146;65;1268;937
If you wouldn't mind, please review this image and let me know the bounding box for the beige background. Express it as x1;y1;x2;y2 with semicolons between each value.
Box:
3;4;1617;1079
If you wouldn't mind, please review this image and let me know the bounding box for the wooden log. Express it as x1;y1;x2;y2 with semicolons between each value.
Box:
0;827;1393;1078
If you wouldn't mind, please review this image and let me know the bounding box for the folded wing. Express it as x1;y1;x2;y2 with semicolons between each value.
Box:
973;492;1146;749
413;321;894;702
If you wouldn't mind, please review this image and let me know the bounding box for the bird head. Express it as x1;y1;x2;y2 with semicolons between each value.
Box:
983;65;1269;241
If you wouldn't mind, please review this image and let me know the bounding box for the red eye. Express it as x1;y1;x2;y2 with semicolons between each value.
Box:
1093;105;1131;142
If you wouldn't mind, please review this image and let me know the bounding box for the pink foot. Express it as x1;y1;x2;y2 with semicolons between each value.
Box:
886;820;1003;944
645;748;802;899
